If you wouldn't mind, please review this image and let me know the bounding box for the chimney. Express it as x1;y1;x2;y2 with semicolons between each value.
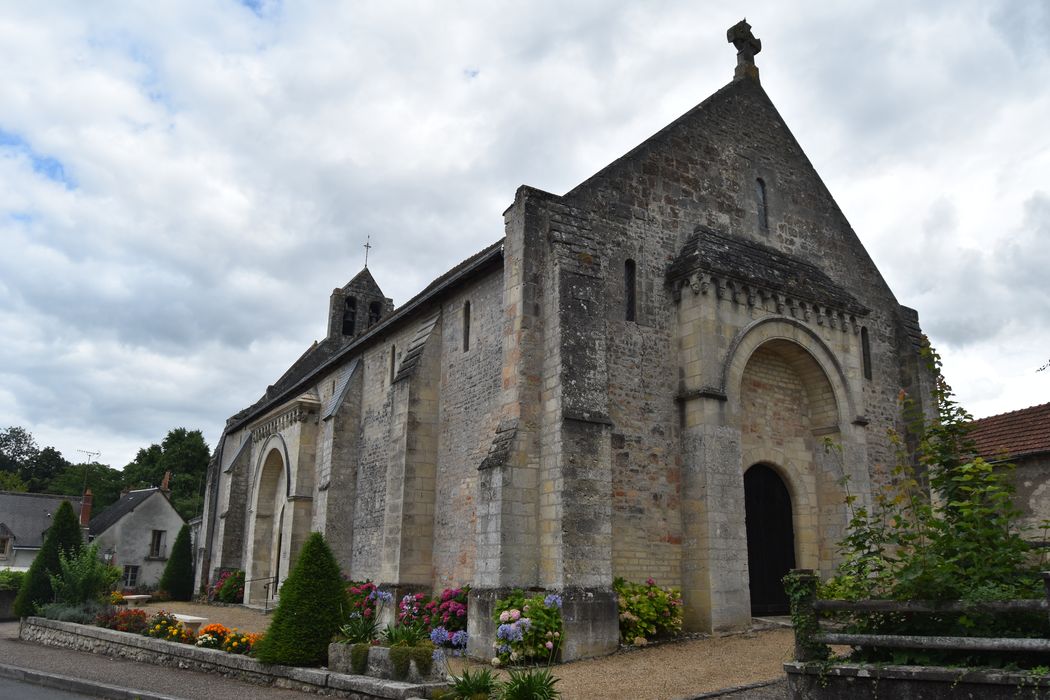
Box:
160;471;171;493
80;489;93;527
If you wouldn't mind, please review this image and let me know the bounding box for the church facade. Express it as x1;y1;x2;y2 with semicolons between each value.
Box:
197;22;934;660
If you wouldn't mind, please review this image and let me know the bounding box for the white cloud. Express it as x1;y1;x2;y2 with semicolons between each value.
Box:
1;0;1048;467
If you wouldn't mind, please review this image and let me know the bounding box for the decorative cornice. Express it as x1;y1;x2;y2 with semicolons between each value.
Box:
249;395;321;443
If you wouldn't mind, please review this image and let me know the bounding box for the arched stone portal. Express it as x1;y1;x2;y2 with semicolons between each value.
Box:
249;447;287;603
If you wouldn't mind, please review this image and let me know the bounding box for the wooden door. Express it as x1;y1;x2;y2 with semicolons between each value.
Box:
744;464;796;615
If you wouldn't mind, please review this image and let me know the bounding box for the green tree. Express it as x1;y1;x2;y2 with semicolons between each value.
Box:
0;470;28;492
48;462;124;513
0;426;39;476
254;533;346;666
123;429;210;520
14;500;84;617
23;446;71;493
158;524;194;601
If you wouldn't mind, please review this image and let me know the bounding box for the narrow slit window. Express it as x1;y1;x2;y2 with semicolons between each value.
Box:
756;177;769;234
389;345;396;384
625;259;637;322
861;327;873;380
463;301;471;352
368;301;382;327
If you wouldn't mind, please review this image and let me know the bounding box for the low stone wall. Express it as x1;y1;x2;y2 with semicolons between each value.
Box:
20;617;448;700
785;661;1050;699
329;643;445;684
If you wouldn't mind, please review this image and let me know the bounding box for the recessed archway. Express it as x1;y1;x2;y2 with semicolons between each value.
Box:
249;447;286;603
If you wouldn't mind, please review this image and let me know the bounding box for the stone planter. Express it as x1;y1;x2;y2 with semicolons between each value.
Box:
329;643;445;684
785;661;1050;699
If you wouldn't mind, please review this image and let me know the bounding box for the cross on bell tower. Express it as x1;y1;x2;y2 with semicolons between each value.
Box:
363;235;372;268
727;19;762;83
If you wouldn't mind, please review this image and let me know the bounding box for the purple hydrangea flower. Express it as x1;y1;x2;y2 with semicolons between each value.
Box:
544;593;563;609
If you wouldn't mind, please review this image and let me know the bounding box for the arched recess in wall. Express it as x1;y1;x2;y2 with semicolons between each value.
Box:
248;444;288;603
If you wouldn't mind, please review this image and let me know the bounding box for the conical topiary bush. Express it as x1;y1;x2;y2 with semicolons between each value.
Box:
158;523;194;601
14;500;84;617
254;532;347;666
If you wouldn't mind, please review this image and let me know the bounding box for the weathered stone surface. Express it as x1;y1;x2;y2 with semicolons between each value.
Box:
785;661;1050;699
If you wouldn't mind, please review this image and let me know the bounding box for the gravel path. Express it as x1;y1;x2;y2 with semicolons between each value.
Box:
131;602;794;699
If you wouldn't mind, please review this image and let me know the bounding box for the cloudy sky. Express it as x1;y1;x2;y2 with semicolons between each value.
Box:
1;1;1048;469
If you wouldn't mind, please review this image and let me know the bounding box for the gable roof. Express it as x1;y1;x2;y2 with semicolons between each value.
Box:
970;402;1050;462
0;491;83;550
88;488;179;537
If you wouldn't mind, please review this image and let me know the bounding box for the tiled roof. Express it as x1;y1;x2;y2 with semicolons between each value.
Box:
88;488;179;537
970;402;1050;461
0;491;83;549
668;226;869;316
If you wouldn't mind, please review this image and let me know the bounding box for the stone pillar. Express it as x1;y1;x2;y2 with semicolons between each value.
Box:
680;399;751;633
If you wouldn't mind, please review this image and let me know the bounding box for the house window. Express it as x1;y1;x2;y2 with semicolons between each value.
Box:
342;297;357;336
149;530;166;558
123;565;139;588
0;536;9;559
463;301;471;352
861;327;873;380
756;178;769;234
368;301;382;327
624;259;637;322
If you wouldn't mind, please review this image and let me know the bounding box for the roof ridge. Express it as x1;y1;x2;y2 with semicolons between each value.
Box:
971;401;1050;423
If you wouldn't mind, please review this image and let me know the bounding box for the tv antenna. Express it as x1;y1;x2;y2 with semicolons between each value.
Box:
76;449;101;493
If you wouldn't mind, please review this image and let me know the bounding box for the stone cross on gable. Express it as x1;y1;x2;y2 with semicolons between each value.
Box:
727;19;762;83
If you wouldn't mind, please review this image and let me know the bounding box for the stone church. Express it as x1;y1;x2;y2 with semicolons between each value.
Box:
198;22;934;660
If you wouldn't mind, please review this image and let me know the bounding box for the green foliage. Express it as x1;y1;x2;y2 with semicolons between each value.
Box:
23;447;70;493
782;571;829;662
349;642;370;674
253;532;346;666
447;666;499;700
0;470;28;491
0;426;39;476
49;544;120;605
821;340;1048;667
123;429;210;520
339;615;379;644
96;607;149;633
497;666;561;700
382;622;428;647
613;577;683;644
0;570;26;591
48;462;124;513
14;500;83;617
158;524;194;601
37;600;106;624
143;610;193;642
215;569;245;603
492;590;563;665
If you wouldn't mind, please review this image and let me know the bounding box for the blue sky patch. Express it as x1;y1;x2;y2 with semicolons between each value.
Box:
0;128;76;189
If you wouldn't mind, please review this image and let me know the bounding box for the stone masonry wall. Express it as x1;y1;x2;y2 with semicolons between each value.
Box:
433;269;504;589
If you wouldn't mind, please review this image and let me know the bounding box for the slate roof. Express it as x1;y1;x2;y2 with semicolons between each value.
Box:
970;402;1050;461
0;491;83;550
88;488;172;537
668;226;869;316
228;239;504;431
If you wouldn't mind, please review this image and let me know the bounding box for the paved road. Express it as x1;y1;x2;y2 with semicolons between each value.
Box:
0;622;310;700
0;676;94;699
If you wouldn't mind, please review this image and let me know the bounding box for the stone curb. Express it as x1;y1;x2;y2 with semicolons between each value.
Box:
0;662;183;700
676;677;784;699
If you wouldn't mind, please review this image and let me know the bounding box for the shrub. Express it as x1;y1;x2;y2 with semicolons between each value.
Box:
338;586;392;643
497;666;560;700
0;570;25;591
613;577;683;644
216;570;245;604
158;524;194;601
398;591;438;627
96;608;149;634
253;532;346;666
436;587;469;632
339;615;379;644
49;544;120;606
492;590;562;666
14;500;83;617
429;626;469;654
143;610;193;643
345;579;379;618
446;666;499;700
381;622;428;647
38;600;105;624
